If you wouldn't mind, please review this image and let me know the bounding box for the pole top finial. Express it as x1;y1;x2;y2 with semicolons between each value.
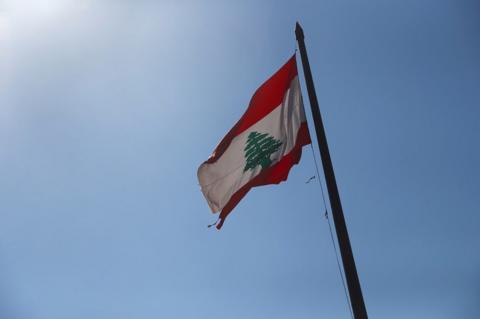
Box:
295;22;304;40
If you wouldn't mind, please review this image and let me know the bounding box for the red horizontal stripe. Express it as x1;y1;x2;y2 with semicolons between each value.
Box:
205;55;298;165
216;122;311;229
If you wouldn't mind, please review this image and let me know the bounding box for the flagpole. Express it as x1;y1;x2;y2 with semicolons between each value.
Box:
295;22;368;319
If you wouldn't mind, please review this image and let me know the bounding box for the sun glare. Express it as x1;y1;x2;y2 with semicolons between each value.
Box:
4;0;76;18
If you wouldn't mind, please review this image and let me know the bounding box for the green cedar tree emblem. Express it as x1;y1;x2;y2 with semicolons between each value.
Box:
243;131;283;172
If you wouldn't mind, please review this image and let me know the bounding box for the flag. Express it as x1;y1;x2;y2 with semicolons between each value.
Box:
197;55;311;229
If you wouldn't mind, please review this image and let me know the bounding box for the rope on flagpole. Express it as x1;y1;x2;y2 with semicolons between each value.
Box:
308;144;354;319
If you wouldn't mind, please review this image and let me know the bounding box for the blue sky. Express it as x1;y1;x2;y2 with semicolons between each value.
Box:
1;0;479;318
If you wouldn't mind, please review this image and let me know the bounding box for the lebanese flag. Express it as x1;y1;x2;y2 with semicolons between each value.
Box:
197;55;311;229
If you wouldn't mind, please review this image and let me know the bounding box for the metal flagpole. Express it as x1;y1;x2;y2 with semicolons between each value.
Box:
295;22;369;319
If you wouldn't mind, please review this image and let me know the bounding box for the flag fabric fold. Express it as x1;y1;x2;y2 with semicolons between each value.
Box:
197;55;311;229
